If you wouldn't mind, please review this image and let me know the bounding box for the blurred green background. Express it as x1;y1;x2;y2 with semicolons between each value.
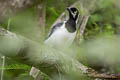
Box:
0;0;120;80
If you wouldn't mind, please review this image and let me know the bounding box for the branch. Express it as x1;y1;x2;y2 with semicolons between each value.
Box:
0;27;84;78
1;27;120;79
75;15;90;44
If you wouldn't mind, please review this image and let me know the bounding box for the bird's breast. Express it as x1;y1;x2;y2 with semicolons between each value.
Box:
45;24;76;48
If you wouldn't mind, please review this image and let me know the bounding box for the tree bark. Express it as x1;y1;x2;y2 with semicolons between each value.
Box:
75;15;90;44
0;27;85;79
1;27;120;79
36;0;46;39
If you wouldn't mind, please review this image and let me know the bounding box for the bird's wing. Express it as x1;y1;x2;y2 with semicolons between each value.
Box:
45;22;64;40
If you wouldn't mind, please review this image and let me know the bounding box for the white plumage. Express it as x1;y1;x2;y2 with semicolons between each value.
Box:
44;21;76;48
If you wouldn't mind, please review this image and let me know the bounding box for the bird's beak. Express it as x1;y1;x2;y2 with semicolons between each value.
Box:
67;7;70;12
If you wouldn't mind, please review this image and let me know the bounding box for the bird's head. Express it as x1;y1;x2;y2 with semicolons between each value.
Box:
67;7;79;21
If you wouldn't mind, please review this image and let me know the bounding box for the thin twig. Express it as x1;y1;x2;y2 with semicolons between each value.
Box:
86;68;120;79
1;18;11;80
75;60;120;79
1;56;5;80
7;19;11;31
76;15;90;44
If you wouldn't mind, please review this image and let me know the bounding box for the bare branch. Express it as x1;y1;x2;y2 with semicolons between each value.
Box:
0;27;120;79
0;27;83;78
75;15;90;44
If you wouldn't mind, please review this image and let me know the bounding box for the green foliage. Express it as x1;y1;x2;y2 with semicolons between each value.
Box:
1;0;120;80
0;64;30;70
84;0;120;40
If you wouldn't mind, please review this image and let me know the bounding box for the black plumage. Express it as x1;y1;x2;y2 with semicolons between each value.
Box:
65;19;76;33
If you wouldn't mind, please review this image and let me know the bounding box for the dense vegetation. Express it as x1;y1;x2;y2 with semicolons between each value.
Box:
0;0;120;80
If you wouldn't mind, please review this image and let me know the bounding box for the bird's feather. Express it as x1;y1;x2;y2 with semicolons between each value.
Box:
44;21;76;48
45;22;64;40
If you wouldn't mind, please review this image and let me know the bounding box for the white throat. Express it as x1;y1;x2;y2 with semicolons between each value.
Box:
44;21;77;48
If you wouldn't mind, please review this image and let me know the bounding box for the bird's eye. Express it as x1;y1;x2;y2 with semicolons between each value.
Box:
74;11;77;14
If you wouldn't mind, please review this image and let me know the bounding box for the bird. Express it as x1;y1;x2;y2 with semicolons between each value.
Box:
44;7;79;48
30;7;79;78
